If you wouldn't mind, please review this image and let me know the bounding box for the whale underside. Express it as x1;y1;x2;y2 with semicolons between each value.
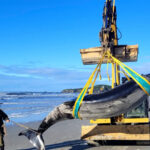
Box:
19;75;150;150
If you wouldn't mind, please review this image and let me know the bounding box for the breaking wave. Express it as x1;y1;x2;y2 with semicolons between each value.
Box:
0;92;77;123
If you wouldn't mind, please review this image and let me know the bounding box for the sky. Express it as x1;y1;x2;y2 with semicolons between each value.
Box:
0;0;150;92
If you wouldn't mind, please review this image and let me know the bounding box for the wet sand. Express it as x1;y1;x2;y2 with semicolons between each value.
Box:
4;119;150;150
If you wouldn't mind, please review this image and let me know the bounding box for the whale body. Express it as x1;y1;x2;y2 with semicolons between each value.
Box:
19;75;150;150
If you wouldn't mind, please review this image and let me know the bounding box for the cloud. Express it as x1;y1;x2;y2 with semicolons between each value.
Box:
127;62;150;74
0;65;89;81
0;64;94;91
0;61;149;92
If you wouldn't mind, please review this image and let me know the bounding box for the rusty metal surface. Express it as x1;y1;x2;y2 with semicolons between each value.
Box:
80;45;138;65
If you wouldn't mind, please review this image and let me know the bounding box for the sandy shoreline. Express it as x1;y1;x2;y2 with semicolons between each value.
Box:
3;119;150;150
5;120;91;150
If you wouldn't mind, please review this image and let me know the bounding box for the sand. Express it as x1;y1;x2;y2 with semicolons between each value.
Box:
4;119;150;150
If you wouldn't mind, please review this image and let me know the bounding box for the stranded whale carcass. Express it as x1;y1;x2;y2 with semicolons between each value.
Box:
18;75;150;150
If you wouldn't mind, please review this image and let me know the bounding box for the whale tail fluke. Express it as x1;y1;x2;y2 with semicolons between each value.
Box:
17;102;74;150
19;129;45;150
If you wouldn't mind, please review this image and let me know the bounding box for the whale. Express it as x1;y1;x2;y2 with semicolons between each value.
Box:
18;74;150;150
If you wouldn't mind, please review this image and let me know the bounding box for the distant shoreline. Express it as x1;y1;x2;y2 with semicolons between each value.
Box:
61;84;111;93
0;84;111;96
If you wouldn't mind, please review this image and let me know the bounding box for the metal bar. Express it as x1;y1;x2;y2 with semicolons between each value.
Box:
112;0;115;15
116;63;120;85
112;62;115;88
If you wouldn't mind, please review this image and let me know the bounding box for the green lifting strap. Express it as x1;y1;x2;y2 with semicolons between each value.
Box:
108;52;150;95
73;50;150;119
73;52;107;119
72;66;99;119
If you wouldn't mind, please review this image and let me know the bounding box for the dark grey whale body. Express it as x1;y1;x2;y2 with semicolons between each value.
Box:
19;75;150;150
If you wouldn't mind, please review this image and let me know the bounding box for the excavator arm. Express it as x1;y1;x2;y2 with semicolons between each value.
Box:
100;0;118;49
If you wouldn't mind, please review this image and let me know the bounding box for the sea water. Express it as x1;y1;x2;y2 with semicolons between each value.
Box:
0;92;77;123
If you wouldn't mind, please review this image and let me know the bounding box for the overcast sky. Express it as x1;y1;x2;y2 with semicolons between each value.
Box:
0;0;150;92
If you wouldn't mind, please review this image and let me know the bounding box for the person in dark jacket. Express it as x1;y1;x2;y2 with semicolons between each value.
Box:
0;109;10;150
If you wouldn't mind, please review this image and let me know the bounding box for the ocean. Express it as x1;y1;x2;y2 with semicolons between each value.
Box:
0;92;77;124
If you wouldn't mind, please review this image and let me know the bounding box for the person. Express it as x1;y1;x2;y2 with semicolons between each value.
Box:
0;109;10;150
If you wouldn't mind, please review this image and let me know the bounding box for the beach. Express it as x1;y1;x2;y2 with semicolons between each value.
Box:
5;119;150;150
0;93;149;150
0;0;150;149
